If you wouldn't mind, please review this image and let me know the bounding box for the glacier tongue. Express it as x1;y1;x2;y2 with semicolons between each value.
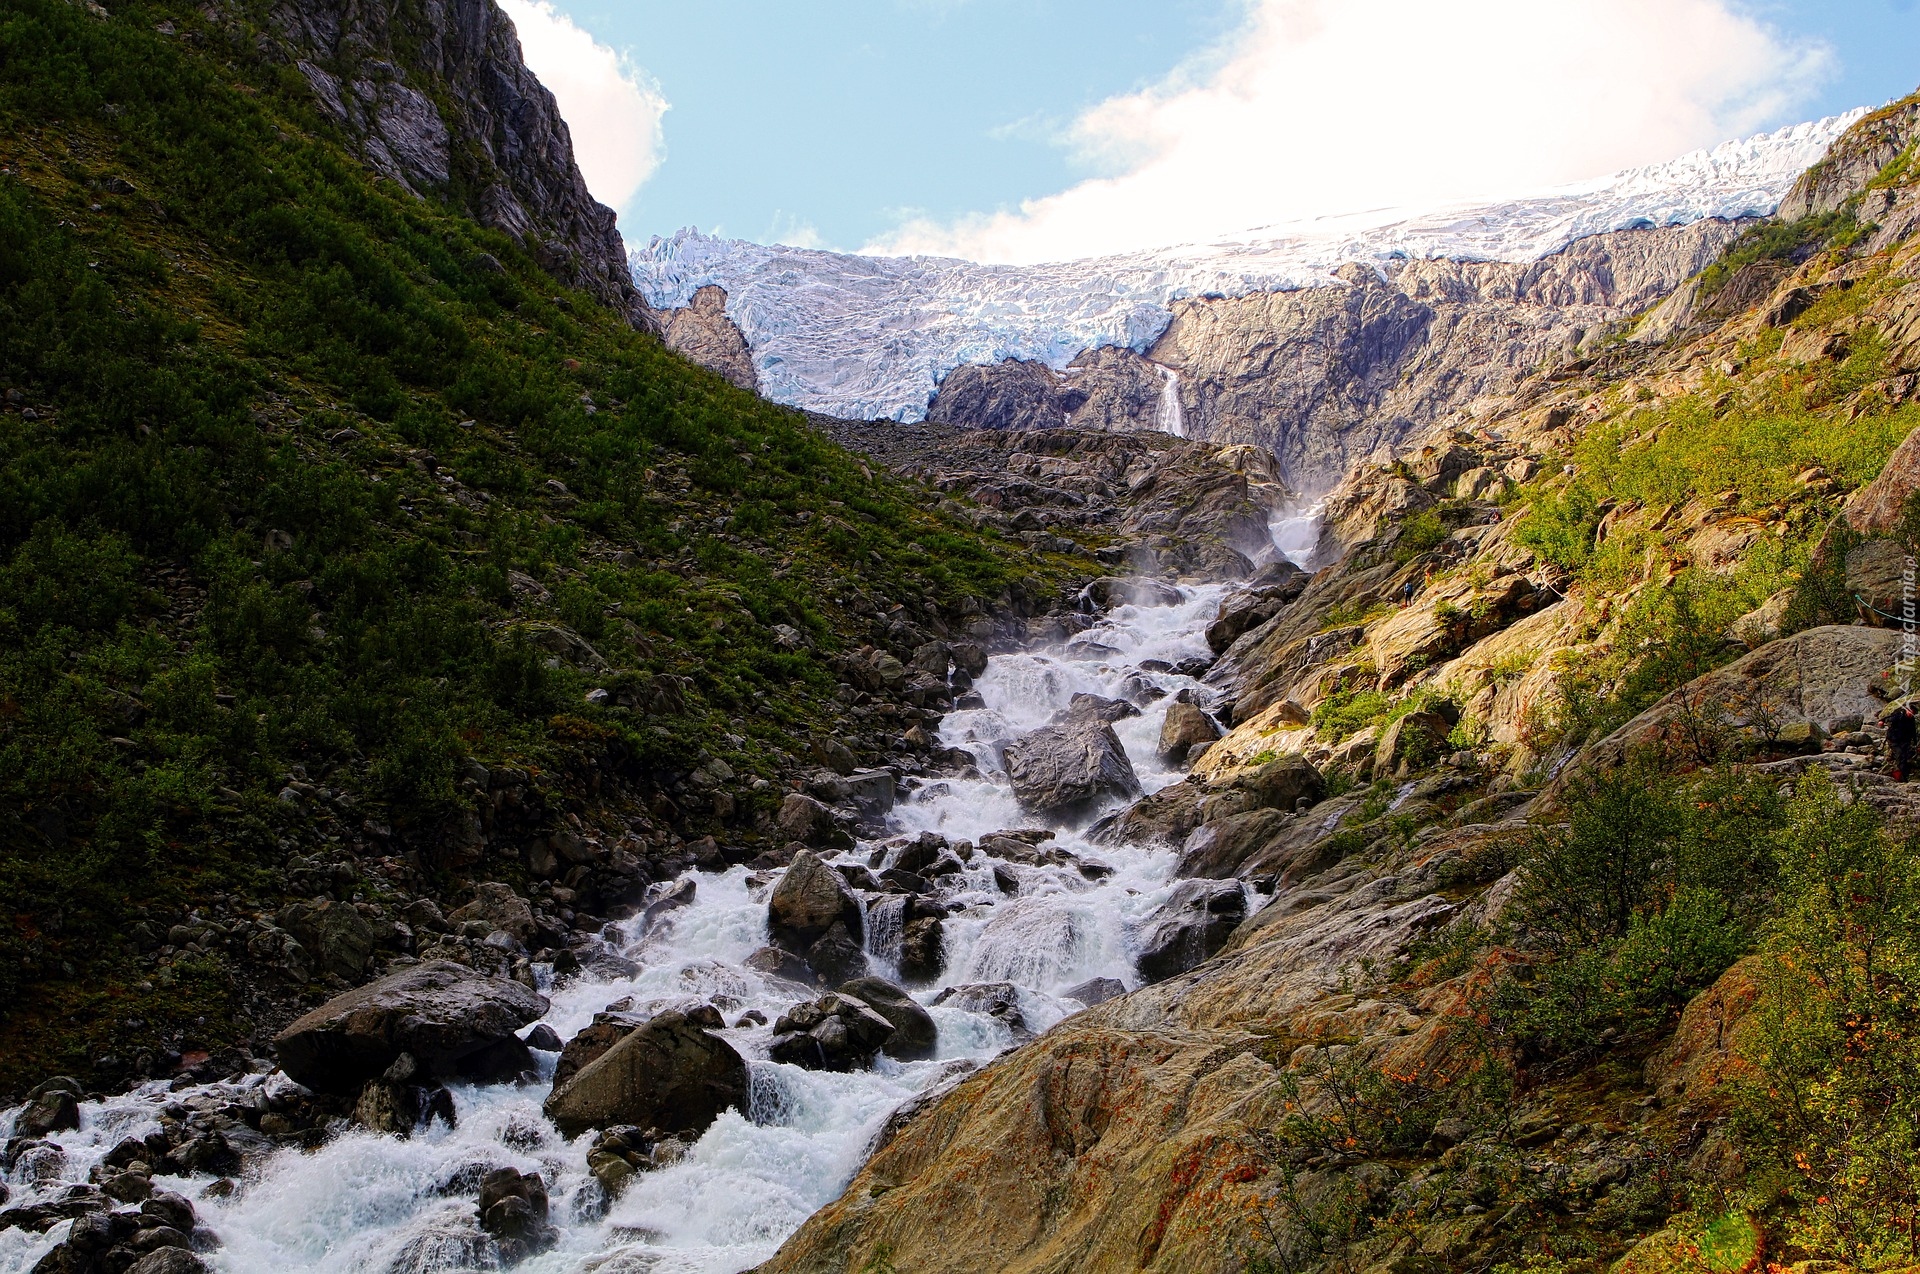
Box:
629;112;1862;425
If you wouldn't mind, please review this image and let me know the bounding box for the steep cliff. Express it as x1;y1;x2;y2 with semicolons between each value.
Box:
264;0;643;317
928;218;1744;491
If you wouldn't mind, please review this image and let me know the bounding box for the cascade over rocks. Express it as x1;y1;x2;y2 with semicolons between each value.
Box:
836;977;939;1060
271;961;548;1094
1004;714;1141;823
1133;880;1248;984
543;1006;748;1139
768;994;898;1071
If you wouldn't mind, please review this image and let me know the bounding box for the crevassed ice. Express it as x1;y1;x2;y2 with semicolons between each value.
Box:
629;113;1862;425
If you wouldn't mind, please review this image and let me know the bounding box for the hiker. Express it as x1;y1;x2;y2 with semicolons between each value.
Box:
1889;703;1917;782
1399;577;1417;607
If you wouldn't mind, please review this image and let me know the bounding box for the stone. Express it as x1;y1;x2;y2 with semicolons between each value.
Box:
1845;536;1910;623
899;915;946;984
1134;880;1248;984
812;737;858;776
744;945;819;987
1374;711;1454;778
769;993;898;1071
1158;695;1222;766
1063;977;1126;1007
476;1167;558;1265
14;1084;82;1137
551;1017;638;1090
843;770;897;818
272;960;548;1094
776;792;840;846
1064;693;1140;725
659;285;759;392
1173;809;1292;880
543;1009;748;1138
521;1024;563;1052
769;850;866;952
1004;716;1141;823
448;883;538;945
805;921;870;985
837;976;938;1060
276;898;376;983
125;1253;208;1274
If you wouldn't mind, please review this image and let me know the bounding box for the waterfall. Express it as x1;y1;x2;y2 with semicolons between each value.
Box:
1152;364;1186;438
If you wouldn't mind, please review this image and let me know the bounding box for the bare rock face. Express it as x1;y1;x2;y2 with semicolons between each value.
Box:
928;359;1073;431
272;960;548;1094
1779;93;1920;221
922;222;1740;491
1132;879;1247;984
267;0;641;316
1004;715;1141;823
542;1006;748;1138
659;285;760;392
1847;419;1920;534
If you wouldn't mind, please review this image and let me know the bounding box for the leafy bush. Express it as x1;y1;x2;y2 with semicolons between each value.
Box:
1393;508;1449;562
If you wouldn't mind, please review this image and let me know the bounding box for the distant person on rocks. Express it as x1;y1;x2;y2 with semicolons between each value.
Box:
1888;703;1917;782
1400;577;1417;607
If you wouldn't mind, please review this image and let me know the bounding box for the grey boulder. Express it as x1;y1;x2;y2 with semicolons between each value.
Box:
272;960;548;1094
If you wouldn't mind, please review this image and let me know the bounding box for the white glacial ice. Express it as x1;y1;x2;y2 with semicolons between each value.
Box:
629;113;1861;425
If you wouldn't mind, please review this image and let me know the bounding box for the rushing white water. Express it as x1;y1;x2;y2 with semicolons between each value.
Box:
0;571;1276;1274
1268;502;1325;572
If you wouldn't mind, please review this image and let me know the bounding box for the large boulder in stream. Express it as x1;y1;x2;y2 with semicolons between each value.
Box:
768;850;869;982
1004;715;1140;822
1133;880;1248;984
838;977;939;1060
1157;693;1222;765
272;960;548;1094
769;993;897;1071
544;1006;749;1138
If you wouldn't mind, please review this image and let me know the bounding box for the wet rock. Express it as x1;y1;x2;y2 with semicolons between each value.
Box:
141;1191;196;1235
1173;808;1292;880
804;921;870;985
448;883;539;946
768;850;866;953
520;1024;563;1053
584;1125;673;1196
1063;977;1126;1008
642;877;697;928
125;1249;209;1274
551;1016;640;1090
1084;576;1185;609
272;960;548;1094
1158;694;1222;765
543;1008;748;1138
1134;880;1247;983
930;982;1032;1043
843;769;897;819
899;915;947;984
15;1077;83;1136
837;977;938;1059
0;1184;109;1231
777;792;841;846
744;945;819;987
1004;717;1140;823
1063;693;1139;725
476;1167;557;1265
769;994;898;1071
1206;577;1303;653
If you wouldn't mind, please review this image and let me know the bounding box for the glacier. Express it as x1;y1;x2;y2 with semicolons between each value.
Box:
629;112;1864;424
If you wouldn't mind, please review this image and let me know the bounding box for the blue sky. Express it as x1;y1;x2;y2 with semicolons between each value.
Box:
516;0;1920;261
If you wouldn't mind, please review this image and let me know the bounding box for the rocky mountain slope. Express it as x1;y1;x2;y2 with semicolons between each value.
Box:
755;91;1920;1274
0;0;1089;1093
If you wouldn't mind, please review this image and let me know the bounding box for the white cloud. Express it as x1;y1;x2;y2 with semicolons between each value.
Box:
868;0;1832;264
498;0;668;214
